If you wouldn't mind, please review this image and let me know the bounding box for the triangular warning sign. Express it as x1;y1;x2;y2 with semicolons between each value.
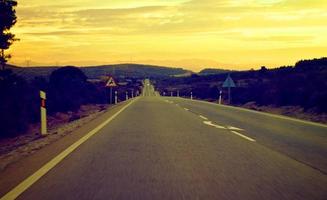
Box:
223;74;236;88
106;77;117;87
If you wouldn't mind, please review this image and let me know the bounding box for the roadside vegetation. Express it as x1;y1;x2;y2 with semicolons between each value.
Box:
155;57;327;123
0;65;143;138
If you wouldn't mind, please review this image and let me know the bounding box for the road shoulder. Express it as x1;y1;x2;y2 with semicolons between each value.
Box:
0;100;134;197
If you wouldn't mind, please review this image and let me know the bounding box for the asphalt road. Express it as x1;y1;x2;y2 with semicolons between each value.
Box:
2;80;327;200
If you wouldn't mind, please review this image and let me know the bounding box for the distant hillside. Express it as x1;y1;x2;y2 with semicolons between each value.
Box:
198;68;232;75
155;57;327;121
7;64;189;80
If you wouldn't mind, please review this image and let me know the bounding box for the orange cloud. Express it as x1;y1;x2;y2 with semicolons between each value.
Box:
8;0;327;71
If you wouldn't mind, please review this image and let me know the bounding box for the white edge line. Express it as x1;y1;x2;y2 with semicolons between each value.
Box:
231;131;256;142
0;98;138;200
199;115;208;120
184;108;189;111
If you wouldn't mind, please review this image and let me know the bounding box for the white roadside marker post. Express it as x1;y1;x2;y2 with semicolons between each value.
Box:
218;90;222;105
191;92;193;100
171;91;173;97
177;90;180;97
40;91;47;136
115;91;118;104
126;91;128;100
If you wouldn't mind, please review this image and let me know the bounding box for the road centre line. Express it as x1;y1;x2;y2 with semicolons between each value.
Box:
199;115;208;120
203;121;226;129
203;121;256;142
189;98;327;128
227;126;244;131
168;101;254;142
231;131;256;142
0;98;138;200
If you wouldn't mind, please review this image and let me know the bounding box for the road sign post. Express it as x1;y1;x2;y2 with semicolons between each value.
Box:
222;74;236;104
110;88;113;104
105;76;117;104
40;91;47;136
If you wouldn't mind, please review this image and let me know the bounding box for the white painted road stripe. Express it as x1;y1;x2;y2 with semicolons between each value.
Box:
184;108;189;111
199;115;208;120
190;98;327;128
231;131;256;142
203;121;226;129
0;98;138;200
227;126;244;131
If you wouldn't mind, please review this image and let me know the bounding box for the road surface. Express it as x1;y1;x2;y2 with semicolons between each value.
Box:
1;80;327;200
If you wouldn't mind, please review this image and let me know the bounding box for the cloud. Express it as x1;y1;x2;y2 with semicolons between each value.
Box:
9;0;327;70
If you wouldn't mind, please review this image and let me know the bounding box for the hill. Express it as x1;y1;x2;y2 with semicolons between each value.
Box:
155;57;327;122
7;64;189;80
198;68;232;75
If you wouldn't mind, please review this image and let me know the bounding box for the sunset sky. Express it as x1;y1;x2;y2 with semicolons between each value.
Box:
8;0;327;71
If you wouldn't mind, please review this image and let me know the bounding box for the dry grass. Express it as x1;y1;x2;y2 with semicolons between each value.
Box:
0;104;108;171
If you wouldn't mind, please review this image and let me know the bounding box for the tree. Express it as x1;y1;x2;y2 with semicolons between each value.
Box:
0;0;18;70
48;66;89;112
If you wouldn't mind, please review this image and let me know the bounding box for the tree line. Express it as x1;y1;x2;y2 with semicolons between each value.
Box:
156;57;327;114
0;66;141;138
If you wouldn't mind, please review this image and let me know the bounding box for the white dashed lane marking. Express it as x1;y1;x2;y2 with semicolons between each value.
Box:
231;131;256;142
199;115;209;120
203;121;226;129
227;126;244;131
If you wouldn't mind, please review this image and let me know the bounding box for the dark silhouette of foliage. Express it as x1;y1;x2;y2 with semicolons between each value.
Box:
0;70;30;137
156;57;327;113
0;64;145;138
0;0;18;70
48;66;89;113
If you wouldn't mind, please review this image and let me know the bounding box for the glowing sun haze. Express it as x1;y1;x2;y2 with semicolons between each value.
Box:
8;0;327;71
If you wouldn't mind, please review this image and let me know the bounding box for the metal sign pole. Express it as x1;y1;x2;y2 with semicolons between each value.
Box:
110;87;113;104
228;87;231;104
223;74;236;105
115;91;118;104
